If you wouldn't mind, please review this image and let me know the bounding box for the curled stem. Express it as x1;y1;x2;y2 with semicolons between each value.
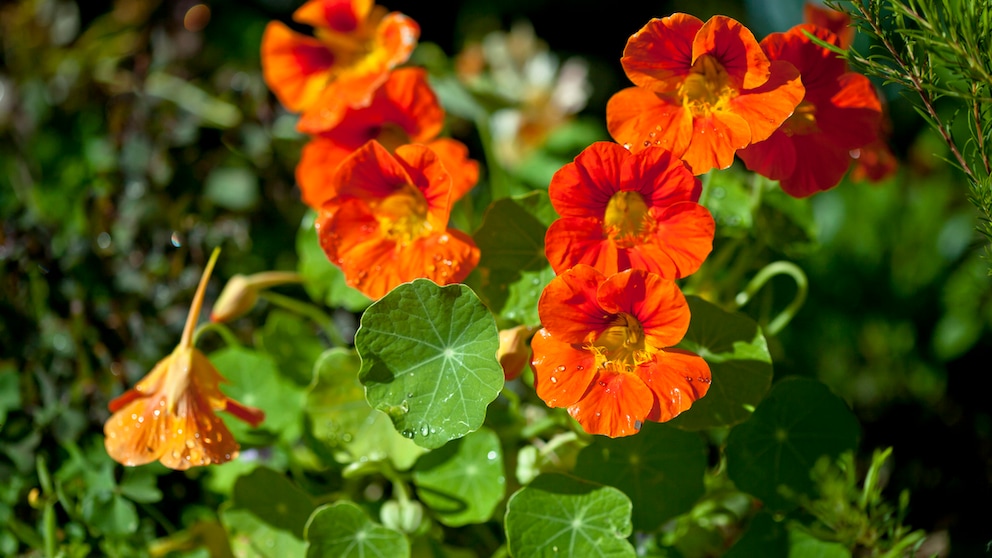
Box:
732;261;809;336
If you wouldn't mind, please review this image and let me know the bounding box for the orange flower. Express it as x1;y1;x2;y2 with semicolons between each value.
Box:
737;24;882;197
315;141;480;299
544;141;714;278
530;265;710;437
296;68;478;208
803;1;854;49
104;249;264;470
260;0;419;133
606;13;805;174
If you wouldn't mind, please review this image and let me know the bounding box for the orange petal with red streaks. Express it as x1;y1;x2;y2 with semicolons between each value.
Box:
260;22;335;113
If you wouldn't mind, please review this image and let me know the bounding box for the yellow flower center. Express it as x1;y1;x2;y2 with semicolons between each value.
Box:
782;100;818;136
588;313;655;374
375;123;412;152
679;54;736;117
373;183;433;243
603;190;653;248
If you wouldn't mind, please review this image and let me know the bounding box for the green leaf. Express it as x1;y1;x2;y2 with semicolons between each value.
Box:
357;279;503;449
671;296;774;430
573;422;707;530
724;512;787;558
788;524;851;558
117;471;162;504
82;492;138;536
725;377;861;512
412;427;505;526
223;508;308;558
756;187;818;257
255;309;326;386
0;365;20;425
232;466;316;539
701;166;753;237
212;347;306;436
505;474;635;558
296;211;371;313
306;348;425;469
305;502;410;558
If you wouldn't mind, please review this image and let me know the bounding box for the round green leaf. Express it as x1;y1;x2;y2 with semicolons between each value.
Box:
306;348;425;469
223;508;308;557
724;511;787;558
357;279;503;449
255;309;327;386
232;466;317;539
505;473;635;558
212;346;306;435
725;377;861;512
305;501;410;558
413;427;506;526
671;296;774;430
574;422;707;530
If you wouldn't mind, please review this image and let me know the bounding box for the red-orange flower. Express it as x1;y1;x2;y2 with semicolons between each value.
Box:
606;13;805;174
296;68;478;208
545;141;714;278
104;249;264;470
737;24;882;197
315;141;479;299
804;1;854;49
530;265;710;437
260;0;419;134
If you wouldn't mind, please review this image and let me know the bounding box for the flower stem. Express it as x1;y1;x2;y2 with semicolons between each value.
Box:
732;261;809;336
193;321;241;348
258;290;346;348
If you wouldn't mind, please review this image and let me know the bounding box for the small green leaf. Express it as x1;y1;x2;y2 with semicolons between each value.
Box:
232;466;316;539
306;348;425;469
574;422;707;530
505;474;635;558
255;309;326;386
118;471;162;504
305;502;410;558
223;508;308;558
671;296;774;430
82;492;138;536
413;427;505;526
357;280;503;449
788;524;851;558
296;211;371;312
725;377;861;512
212;347;306;436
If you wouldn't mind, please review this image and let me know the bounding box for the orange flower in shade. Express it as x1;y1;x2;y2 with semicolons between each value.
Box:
606;13;805;174
544;141;714;278
104;249;265;470
296;68;478;208
803;1;854;50
315;140;480;299
530;265;710;437
737;24;882;197
260;0;419;134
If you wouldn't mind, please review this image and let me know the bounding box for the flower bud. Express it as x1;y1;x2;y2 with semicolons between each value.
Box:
498;325;537;381
210;271;303;323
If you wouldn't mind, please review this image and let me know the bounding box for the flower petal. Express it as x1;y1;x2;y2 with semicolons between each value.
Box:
692;15;770;90
621;13;701;92
544;217;620;276
623;146;701;206
548;141;626;219
530;329;598;408
297;137;355;209
728;59;805;144
680;110;751;173
568;371;654;437
260;22;336;112
537;264;612;343
293;0;371;32
424;138;479;203
606;87;692;156
737;129;798;181
596;269;691;348
640;349;711;422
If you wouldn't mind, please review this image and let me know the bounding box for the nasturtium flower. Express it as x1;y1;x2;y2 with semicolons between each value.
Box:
803;1;854;50
104;249;265;470
530;265;710;437
296;68;478;208
260;0;419;134
737;24;882;197
315;140;479;300
545;141;714;278
606;13;805;174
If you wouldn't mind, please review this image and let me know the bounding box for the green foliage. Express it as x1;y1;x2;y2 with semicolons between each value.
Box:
305;502;410;558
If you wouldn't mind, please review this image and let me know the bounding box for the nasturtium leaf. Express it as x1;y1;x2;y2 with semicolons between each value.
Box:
725;377;861;512
701;166;753;237
724;511;788;558
232;466;317;539
671;296;774;430
255;309;326;386
306;348;425;469
357;280;503;449
82;492;138;536
788;525;851;558
296;211;371;313
305;501;410;558
412;427;505;526
505;474;635;558
117;471;162;504
223;508;308;557
573;422;707;530
212;347;305;436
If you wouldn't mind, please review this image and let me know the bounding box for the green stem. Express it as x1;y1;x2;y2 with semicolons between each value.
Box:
36;456;56;558
193;321;241;349
258;291;346;348
379;463;411;506
732;261;809;336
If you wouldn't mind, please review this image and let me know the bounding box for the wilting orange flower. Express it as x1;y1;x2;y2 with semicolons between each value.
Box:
606;13;805;174
737;24;882;197
530;265;710;437
104;249;265;470
296;68;478;208
545;141;714;278
315;140;480;299
260;0;419;134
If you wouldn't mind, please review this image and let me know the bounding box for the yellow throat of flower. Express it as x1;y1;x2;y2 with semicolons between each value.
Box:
679;54;736;117
782;100;818;136
374;183;433;243
588;312;656;374
603;190;652;248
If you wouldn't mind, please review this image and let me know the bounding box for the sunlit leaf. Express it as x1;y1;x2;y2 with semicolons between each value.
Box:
671;296;773;430
305;502;410;558
223;508;307;557
306;348;425;469
505;473;635;558
412;427;505;526
725;377;861;511
788;525;851;558
232;466;316;539
574;422;706;530
357;280;503;449
212;347;306;435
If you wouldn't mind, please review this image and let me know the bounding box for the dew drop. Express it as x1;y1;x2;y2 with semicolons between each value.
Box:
550;376;558;384
170;232;183;247
634;420;643;431
575;365;584;371
487;450;498;460
556;365;566;372
401;429;415;439
420;425;430;437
